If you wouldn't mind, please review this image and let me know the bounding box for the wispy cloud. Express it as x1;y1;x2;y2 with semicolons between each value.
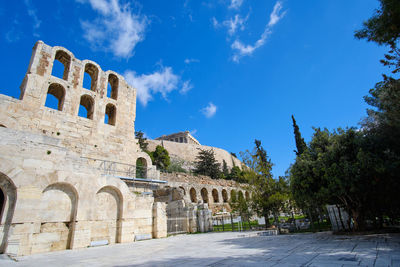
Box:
190;129;197;136
5;18;22;43
201;102;217;118
184;58;199;64
124;66;179;106
223;14;247;36
180;80;193;94
77;0;147;58
229;0;243;10
24;0;41;37
231;1;285;62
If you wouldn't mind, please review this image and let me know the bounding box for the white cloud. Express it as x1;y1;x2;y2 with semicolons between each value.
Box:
201;102;217;118
223;14;247;36
124;66;180;106
212;17;220;28
231;1;285;62
229;0;243;10
24;0;41;37
77;0;147;58
184;58;199;64
180;80;193;94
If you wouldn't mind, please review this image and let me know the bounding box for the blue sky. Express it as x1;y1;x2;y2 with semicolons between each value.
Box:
0;0;388;177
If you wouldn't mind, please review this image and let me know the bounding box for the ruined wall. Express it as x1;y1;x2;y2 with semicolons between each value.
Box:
159;172;250;214
147;139;242;171
0;41;165;256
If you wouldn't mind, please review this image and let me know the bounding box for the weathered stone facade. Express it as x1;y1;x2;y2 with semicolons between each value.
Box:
0;41;165;256
0;41;248;256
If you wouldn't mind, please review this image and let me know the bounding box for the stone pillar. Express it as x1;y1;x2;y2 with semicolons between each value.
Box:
152;202;167;238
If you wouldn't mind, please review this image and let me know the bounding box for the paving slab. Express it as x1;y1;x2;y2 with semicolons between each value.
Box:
0;231;399;266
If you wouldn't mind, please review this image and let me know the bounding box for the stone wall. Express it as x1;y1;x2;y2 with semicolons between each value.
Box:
0;41;166;256
147;139;242;171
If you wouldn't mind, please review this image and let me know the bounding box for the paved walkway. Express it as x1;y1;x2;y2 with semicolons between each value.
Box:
0;231;399;266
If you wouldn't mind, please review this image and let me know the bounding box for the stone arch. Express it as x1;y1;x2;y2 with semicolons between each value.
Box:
201;188;209;204
136;157;147;178
105;103;116;126
230;189;237;202
179;186;186;196
190;188;196;203
91;186;123;245
238;191;244;201
51;50;71;81
78;94;95;119
0;173;17;253
40;182;78;251
45;83;65;111
222;189;228;203
212;189;219;203
245;191;250;200
83;63;99;91
107;73;118;100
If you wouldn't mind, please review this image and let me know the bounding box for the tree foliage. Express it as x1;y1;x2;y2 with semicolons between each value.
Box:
149;145;171;171
291;115;307;156
135;131;148;152
193;148;221;179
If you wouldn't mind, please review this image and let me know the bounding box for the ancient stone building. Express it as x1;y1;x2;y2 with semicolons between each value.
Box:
0;41;248;256
156;131;200;145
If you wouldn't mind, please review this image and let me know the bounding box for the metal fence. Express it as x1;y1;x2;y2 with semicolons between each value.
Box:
212;214;255;232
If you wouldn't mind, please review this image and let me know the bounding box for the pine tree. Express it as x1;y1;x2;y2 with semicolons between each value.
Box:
193;149;221;179
222;159;229;178
291;115;307;156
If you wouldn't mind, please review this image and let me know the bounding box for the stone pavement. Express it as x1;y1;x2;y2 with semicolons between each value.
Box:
0;231;399;266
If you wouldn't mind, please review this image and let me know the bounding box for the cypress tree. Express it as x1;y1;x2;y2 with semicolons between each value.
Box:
291;115;307;156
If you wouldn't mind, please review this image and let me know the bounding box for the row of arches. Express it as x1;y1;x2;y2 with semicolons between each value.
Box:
0;173;124;253
51;50;119;100
44;83;117;126
188;187;250;204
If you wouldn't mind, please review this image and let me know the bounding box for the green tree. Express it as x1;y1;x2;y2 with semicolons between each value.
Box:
291;115;307;156
222;159;229;178
150;145;171;171
193;148;221;179
355;0;400;73
135;131;148;152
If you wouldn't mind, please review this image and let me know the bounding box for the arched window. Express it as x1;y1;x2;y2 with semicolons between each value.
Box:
222;189;228;203
45;83;65;111
136;157;147;178
212;189;219;203
190;188;197;203
245;191;250;200
51;50;71;81
179;186;186;196
78;94;94;119
107;74;118;100
230;190;237;202
201;188;209;203
238;191;244;201
105;103;116;126
83;63;98;91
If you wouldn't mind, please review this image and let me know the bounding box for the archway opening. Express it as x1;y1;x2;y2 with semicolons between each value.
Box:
83;63;98;91
201;188;209;203
190;188;197;203
107;74;118;100
45;83;65;111
222;189;228;203
230;190;237;202
136;157;147;178
245;191;250;201
78;94;94;119
212;189;219;203
104;103;116;126
0;188;4;223
238;191;244;201
51;50;71;80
